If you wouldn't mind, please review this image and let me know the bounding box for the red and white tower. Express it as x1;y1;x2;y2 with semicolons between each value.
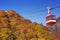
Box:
46;7;56;29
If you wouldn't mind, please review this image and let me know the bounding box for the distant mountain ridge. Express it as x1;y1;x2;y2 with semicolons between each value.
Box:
53;16;60;34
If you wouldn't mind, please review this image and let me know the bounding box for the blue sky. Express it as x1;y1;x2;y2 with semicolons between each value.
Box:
0;0;60;25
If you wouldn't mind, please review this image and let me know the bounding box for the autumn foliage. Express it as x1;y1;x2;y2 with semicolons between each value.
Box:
0;10;60;40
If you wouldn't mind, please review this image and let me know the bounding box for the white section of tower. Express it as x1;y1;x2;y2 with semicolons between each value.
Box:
46;20;56;23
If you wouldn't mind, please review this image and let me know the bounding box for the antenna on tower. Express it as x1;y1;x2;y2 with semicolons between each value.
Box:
47;7;52;14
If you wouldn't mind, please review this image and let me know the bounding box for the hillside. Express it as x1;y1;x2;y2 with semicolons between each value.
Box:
0;10;60;40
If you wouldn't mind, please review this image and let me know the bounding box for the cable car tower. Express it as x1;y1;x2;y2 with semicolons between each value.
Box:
46;7;56;29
